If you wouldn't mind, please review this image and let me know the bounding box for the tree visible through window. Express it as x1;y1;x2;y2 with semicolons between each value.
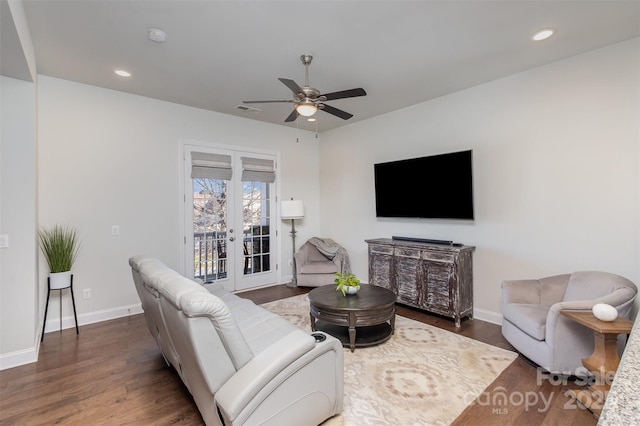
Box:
193;178;227;281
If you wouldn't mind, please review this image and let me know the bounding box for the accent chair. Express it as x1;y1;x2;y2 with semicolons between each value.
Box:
501;271;637;376
294;240;345;287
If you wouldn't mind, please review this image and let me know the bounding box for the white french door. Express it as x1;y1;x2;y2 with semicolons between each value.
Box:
182;144;277;291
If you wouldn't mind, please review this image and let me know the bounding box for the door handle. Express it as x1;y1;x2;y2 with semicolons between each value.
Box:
229;237;235;242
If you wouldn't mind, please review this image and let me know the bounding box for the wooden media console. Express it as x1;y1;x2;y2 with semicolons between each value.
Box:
366;238;475;327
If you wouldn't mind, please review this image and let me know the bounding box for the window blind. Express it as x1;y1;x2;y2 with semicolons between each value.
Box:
241;157;275;183
191;152;232;180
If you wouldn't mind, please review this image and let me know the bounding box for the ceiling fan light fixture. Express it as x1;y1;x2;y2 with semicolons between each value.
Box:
296;102;317;117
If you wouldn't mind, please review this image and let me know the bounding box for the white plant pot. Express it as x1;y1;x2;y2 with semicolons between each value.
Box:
50;271;72;289
344;286;360;295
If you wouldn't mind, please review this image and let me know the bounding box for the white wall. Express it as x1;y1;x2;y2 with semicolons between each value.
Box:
0;76;39;367
37;76;320;328
319;38;640;321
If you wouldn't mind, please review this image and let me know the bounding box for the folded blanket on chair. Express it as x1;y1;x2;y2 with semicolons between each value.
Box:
307;237;351;275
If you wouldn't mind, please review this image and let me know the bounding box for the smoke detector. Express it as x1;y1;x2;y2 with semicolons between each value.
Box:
148;29;167;43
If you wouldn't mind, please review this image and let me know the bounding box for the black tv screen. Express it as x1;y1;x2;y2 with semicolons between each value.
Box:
374;150;474;220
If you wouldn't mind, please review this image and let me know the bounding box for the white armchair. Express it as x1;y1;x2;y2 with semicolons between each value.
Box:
501;271;637;376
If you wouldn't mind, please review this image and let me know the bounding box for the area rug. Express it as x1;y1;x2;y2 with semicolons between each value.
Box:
260;294;517;426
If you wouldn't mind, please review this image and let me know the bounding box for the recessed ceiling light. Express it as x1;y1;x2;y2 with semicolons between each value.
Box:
307;117;317;122
531;28;555;41
115;70;131;77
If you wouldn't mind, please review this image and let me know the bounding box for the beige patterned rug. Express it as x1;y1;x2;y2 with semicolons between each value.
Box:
260;294;517;426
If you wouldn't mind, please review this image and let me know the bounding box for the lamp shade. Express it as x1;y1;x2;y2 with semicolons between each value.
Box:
296;102;317;117
281;200;304;219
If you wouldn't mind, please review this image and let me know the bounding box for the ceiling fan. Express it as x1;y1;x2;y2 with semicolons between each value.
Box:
242;54;367;122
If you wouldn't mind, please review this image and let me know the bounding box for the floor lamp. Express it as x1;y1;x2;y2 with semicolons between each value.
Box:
281;199;304;287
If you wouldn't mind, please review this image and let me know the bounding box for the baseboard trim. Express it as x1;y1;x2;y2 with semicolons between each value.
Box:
43;303;144;333
0;345;39;371
1;304;144;371
473;308;503;325
358;280;503;326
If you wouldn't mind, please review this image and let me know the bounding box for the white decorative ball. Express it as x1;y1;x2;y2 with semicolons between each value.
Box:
592;303;618;322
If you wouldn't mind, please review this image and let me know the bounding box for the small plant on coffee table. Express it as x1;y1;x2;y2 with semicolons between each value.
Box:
335;272;361;296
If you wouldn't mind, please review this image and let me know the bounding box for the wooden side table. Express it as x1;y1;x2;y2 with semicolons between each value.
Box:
561;310;633;418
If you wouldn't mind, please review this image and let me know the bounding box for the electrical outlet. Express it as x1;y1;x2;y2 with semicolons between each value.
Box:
111;225;120;235
83;288;91;299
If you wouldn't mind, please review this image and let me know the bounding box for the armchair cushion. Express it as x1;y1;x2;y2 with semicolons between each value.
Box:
300;260;339;274
502;304;549;341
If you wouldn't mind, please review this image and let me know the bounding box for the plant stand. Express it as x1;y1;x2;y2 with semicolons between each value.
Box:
41;274;79;341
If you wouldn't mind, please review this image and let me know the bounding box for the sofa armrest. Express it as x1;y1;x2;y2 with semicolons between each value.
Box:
545;300;595;348
215;329;316;421
547;287;637;331
596;288;638;318
502;280;541;305
294;244;309;272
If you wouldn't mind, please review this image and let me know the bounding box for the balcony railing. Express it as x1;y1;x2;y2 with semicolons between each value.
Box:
194;228;271;282
194;231;227;281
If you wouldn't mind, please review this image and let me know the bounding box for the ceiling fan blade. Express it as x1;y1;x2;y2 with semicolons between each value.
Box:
320;88;367;101
242;100;293;104
320;104;354;120
278;78;303;95
284;109;299;122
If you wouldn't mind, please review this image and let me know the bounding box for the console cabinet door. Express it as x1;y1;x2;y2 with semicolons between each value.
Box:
424;258;453;315
369;244;394;291
394;247;422;306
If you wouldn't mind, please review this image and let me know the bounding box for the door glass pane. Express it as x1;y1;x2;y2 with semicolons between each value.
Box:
193;178;227;282
242;181;271;275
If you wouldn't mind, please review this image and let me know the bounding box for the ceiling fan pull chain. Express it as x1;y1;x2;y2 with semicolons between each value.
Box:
296;119;300;143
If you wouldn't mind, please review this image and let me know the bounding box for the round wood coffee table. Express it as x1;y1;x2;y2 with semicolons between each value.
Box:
308;284;396;352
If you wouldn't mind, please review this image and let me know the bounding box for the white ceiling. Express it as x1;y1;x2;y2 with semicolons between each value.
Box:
8;0;640;132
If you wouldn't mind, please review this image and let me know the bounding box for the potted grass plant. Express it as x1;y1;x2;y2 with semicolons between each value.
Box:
39;224;80;289
335;272;361;296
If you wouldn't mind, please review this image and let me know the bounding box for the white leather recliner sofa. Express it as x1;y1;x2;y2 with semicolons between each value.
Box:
129;256;344;426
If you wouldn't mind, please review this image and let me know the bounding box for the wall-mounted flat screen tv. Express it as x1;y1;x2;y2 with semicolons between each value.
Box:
374;149;474;220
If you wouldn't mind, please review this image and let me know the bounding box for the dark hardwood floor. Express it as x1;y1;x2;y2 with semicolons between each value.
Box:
0;285;598;425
